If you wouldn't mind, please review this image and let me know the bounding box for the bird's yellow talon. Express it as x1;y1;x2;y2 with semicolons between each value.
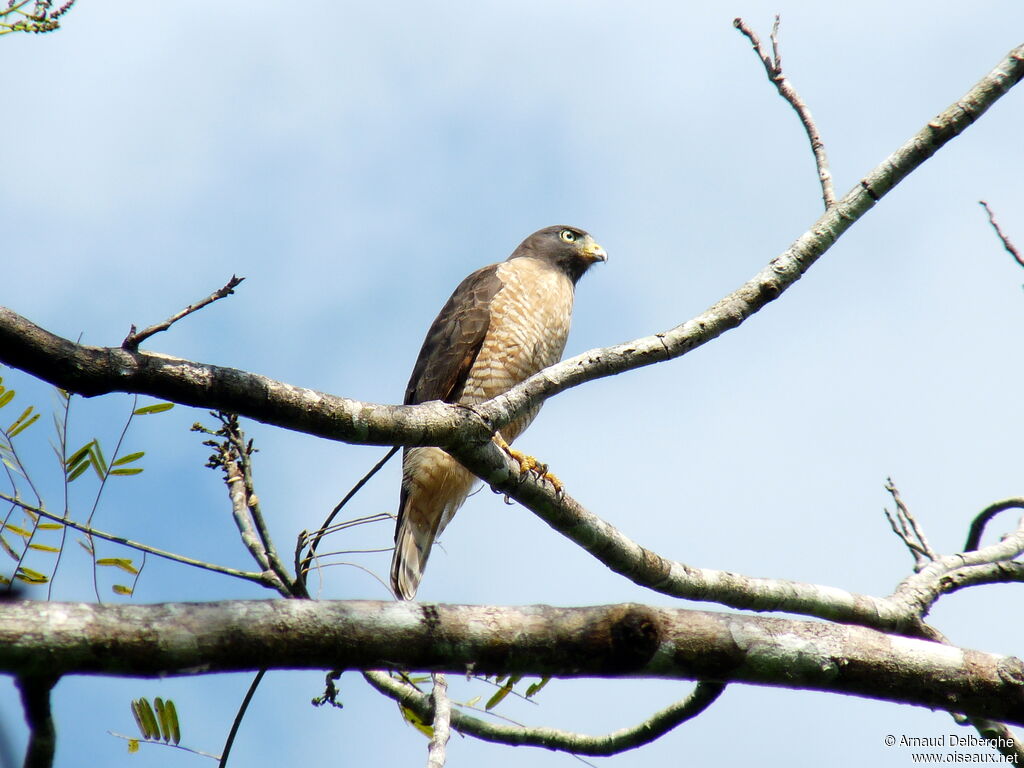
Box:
496;437;563;492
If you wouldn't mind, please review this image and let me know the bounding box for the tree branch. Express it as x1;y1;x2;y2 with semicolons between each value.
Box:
734;15;836;207
16;674;57;768
979;200;1024;269
1;46;1020;462
206;413;296;597
0;491;273;587
0;43;1018;670
1;600;1023;726
427;673;450;768
364;671;725;756
122;275;245;351
884;478;937;570
965;497;1024;551
891;503;1024;617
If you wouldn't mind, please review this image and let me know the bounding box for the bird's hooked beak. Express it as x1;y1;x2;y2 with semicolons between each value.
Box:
581;236;608;264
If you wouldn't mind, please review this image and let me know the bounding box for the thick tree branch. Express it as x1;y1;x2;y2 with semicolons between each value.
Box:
0;45;1019;658
1;46;1020;461
1;600;1023;726
364;671;726;756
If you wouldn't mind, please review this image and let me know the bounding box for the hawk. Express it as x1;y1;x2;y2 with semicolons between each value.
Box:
390;225;607;600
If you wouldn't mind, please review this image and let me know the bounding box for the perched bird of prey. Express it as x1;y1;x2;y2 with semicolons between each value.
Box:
390;225;607;600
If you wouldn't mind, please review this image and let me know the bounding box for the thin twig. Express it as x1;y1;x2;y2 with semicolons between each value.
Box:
219;669;266;768
86;394;140;603
122;275;245;351
427;673;451;768
884;478;937;570
979;201;1024;269
734;15;836;208
0;491;271;586
107;731;220;760
364;672;726;756
296;446;399;593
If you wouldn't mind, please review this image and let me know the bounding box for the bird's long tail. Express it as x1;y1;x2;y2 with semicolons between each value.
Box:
390;510;432;601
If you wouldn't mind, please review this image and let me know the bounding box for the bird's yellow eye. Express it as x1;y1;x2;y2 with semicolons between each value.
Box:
560;230;576;243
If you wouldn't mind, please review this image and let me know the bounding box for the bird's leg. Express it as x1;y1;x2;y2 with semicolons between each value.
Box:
494;434;563;494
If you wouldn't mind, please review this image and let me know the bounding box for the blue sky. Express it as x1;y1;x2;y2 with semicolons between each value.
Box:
2;2;1024;766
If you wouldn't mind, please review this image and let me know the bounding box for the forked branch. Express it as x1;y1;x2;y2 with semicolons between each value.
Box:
734;15;835;207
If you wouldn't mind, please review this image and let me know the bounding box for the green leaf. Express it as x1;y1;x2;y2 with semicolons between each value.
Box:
37;523;64;531
14;567;49;584
112;584;134;596
65;443;92;476
525;676;551;698
97;557;139;575
110;468;144;476
112;451;145;466
399;704;434;738
132;698;159;740
155;698;177;743
485;675;521;710
1;524;31;539
89;440;108;478
0;389;14;409
7;406;38;437
66;460;91;482
27;543;60;553
9;412;40;438
0;535;19;560
164;699;180;745
133;402;174;416
127;738;139;754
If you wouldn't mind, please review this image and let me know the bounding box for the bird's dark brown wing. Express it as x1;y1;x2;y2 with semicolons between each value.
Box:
404;264;504;405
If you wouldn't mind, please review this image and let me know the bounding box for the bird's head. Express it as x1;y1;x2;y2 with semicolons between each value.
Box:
511;225;607;284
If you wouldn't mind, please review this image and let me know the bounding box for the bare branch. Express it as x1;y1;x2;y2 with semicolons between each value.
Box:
891;506;1024;616
965;497;1024;551
932;561;1024;597
2;45;1022;462
364;671;725;756
884;478;937;570
427;673;451;768
734;15;836;207
0;43;1019;638
1;600;1022;726
979;201;1024;269
122;275;245;351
